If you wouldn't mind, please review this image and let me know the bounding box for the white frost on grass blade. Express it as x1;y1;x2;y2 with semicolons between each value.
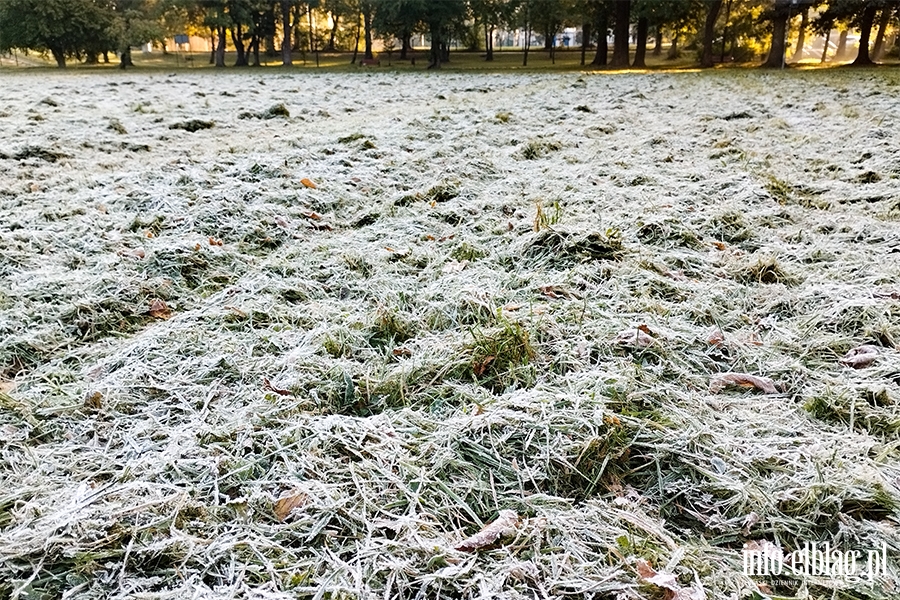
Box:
1;69;900;598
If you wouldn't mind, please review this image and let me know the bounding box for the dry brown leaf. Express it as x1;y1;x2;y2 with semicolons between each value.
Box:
539;285;578;299
441;260;468;274
840;345;879;369
392;348;412;358
615;328;656;348
706;327;725;346
304;212;321;221
263;378;292;397
147;298;172;320
635;559;705;600
300;178;317;189
712;241;727;251
274;490;308;521
209;237;223;246
224;305;248;318
635;559;677;589
503;303;523;312
454;510;519;552
874;290;900;300
473;355;495;376
83;391;103;410
710;372;778;394
194;243;202;251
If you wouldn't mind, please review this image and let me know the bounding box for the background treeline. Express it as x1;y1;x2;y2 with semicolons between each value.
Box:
0;0;897;69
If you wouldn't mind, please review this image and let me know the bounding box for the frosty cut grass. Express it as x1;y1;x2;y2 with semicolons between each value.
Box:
1;67;900;598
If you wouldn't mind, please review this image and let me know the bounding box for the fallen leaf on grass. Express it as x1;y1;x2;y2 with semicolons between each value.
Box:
392;348;412;357
304;212;321;221
454;509;519;552
209;237;223;246
274;490;308;521
706;327;725;346
473;355;495;376
874;290;900;300
840;345;879;369
710;372;778;394
147;298;172;320
539;285;578;299
635;559;678;590
300;178;317;189
83;391;103;409
441;260;468;274
263;378;292;396
635;559;705;600
615;327;656;348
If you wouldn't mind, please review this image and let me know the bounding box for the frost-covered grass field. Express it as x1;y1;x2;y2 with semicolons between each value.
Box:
2;68;900;599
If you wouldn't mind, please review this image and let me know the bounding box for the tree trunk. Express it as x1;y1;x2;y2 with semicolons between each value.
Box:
120;46;134;69
523;23;531;66
762;1;789;68
667;32;679;59
364;5;374;60
872;8;892;61
351;12;361;63
250;35;261;66
429;22;441;68
293;4;303;51
632;16;648;68
610;0;631;68
327;13;339;51
790;7;808;61
232;24;248;66
86;51;99;65
209;29;216;64
581;21;591;65
592;11;608;65
103;51;110;63
720;0;733;61
700;0;723;67
281;1;293;66
821;29;831;62
487;26;494;61
836;29;849;60
51;48;66;68
265;5;277;57
653;27;662;56
216;25;227;67
400;32;410;60
851;3;877;66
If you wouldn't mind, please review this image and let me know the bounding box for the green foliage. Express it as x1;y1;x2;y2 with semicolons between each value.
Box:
0;0;113;66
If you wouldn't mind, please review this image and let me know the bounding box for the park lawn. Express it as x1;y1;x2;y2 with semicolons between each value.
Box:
1;67;900;599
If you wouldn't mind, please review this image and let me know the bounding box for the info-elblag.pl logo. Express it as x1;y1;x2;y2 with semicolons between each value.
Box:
743;540;889;583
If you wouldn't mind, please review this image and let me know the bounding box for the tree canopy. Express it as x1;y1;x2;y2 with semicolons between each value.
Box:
0;0;897;69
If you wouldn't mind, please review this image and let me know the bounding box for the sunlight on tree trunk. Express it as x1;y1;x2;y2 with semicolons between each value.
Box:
851;4;877;66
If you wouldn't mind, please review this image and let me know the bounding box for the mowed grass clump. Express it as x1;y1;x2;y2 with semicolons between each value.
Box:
2;69;900;600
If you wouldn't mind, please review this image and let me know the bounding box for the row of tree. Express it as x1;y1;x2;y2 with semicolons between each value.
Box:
0;1;897;69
